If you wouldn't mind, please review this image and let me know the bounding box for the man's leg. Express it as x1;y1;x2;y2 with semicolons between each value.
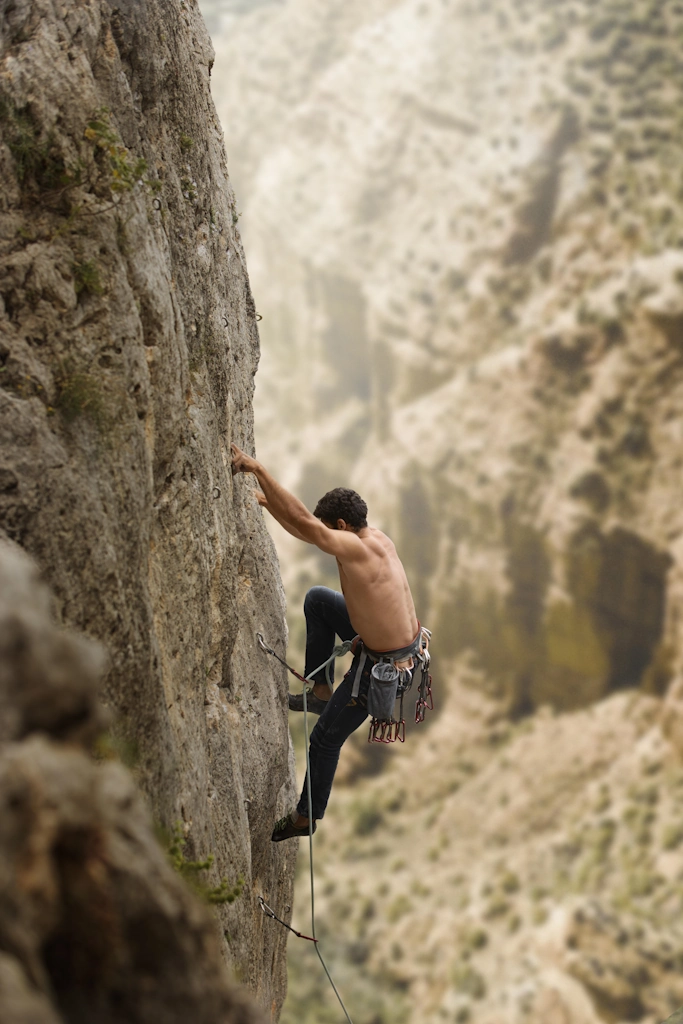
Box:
288;587;356;713
282;654;370;839
304;585;355;689
273;656;370;839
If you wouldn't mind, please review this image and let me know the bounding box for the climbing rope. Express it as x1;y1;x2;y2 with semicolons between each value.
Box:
256;633;355;1024
255;632;352;688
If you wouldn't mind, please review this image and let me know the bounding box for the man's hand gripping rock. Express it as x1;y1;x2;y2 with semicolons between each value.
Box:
231;443;267;507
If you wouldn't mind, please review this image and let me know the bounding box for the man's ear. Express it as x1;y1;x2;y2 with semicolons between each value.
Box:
337;518;347;531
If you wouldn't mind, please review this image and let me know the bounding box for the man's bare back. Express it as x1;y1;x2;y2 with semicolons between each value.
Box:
230;443;418;650
335;526;417;651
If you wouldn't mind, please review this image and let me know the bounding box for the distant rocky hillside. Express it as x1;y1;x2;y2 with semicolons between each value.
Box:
207;0;683;1021
0;0;295;1015
213;0;683;714
285;670;683;1024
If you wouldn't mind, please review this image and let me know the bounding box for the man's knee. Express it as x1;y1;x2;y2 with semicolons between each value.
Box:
304;585;334;616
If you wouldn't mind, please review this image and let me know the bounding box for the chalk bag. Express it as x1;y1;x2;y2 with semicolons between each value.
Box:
367;660;399;721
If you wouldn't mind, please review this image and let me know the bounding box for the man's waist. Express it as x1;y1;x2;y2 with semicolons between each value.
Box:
358;625;423;663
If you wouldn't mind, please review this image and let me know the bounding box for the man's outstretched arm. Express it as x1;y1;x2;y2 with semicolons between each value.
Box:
231;444;364;559
253;488;307;541
232;443;316;534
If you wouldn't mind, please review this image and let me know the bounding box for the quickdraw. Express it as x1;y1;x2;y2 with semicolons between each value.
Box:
256;631;353;689
256;631;308;685
368;687;407;743
415;672;434;724
368;717;406;743
258;896;317;943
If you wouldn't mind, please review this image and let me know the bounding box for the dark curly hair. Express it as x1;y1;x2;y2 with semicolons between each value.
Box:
313;487;368;530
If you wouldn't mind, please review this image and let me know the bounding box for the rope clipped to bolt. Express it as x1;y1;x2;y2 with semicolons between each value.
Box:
258;896;317;943
256;632;308;684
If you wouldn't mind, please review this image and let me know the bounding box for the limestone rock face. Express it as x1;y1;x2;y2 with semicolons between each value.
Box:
212;0;683;716
0;0;295;1014
0;538;268;1024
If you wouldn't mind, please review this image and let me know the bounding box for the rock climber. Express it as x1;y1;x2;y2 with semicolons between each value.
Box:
230;442;420;841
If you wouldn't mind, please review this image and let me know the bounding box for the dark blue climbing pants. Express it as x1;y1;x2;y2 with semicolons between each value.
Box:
303;585;356;686
297;587;371;820
296;647;373;821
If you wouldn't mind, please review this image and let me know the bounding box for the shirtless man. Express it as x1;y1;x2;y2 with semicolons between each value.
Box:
230;443;419;841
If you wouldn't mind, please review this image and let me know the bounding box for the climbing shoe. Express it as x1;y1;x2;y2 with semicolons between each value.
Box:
288;691;331;715
271;813;317;842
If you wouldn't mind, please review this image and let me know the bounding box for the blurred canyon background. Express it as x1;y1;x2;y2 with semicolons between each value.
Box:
200;1;683;1023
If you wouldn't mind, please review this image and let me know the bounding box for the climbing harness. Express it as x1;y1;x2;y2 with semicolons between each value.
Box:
256;633;356;1024
257;626;434;744
357;626;433;744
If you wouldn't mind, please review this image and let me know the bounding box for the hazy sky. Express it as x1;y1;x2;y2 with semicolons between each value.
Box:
197;0;280;36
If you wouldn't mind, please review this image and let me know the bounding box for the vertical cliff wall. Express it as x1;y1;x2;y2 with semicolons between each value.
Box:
0;0;295;1014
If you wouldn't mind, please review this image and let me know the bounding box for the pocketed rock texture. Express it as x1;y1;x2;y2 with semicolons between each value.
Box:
0;0;295;1015
0;538;266;1024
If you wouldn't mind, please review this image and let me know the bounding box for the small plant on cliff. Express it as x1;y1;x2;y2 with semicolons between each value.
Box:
92;730;140;767
166;823;244;905
72;258;104;297
54;362;105;426
180;176;198;202
1;98;162;214
84;109;161;195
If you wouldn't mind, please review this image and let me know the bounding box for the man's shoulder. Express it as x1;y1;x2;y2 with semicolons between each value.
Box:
335;527;383;564
362;527;396;552
352;529;400;571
